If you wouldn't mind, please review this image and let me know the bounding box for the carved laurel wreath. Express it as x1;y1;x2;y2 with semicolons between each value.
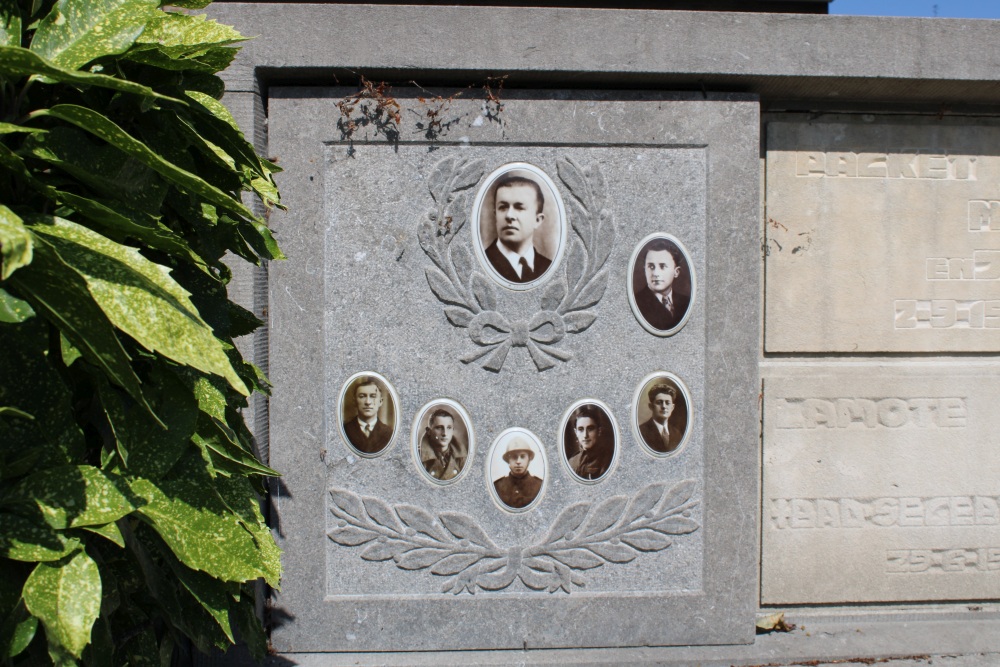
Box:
418;156;615;372
328;480;699;594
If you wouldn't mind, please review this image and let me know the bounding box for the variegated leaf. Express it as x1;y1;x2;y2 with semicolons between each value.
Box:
23;550;101;658
31;0;158;71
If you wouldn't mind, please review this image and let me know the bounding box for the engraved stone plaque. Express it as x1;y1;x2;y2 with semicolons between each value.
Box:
762;366;1000;604
765;117;1000;353
265;89;758;651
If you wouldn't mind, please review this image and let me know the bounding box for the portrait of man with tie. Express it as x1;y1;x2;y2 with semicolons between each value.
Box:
339;373;397;456
629;234;695;336
634;373;691;457
474;163;565;289
561;401;617;483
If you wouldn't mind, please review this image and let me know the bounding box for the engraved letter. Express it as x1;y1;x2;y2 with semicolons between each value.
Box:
950;496;975;526
908;550;932;572
770;498;792;529
774;398;806;429
968;200;1000;231
790;498;816;529
836;398;878;428
974;250;1000;280
986;301;1000;328
872;498;899;526
857;153;888;178
797;152;826;176
925;497;951;526
948;258;976;280
895;300;918;328
877;398;909;428
951;155;977;181
898;497;925;527
826;152;857;177
816;499;841;528
922;154;949;179
974;496;999;525
941;549;967;572
888;152;918;179
930;300;957;328
886;550;909;573
906;398;938;428
840;499;866;528
803;399;837;428
926;258;949;280
988;548;1000;571
938;398;967;427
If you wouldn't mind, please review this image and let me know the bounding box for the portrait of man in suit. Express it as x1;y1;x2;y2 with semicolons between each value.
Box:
630;235;694;335
340;374;395;456
475;164;564;288
636;377;689;455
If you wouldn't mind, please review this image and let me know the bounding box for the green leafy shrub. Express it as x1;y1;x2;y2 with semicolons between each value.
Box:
0;0;283;664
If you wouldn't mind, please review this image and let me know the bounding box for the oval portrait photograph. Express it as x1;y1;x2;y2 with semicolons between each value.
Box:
338;372;400;457
486;428;547;512
411;399;474;485
632;372;692;457
628;233;696;336
560;400;619;484
472;162;566;290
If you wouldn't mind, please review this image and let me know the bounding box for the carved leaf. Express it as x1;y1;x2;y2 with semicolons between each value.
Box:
417;214;441;261
548;548;604;570
428;156;457;203
622;482;669;525
650;516;700;535
360;539;411;561
444;307;473;327
519;560;558;591
659;479;697;512
328;526;378;547
564;238;586;295
363;496;403;533
450;243;473;288
475;561;518;590
557;157;592;211
395;547;450;570
470;273;496;312
620;530;672;552
329;489;366;523
562;311;596;333
540;279;566;312
577;495;629;538
426;266;465;307
395;506;450;542
570;268;608;311
566;197;592;252
540;502;591;544
592;212;615;270
439;512;497;549
454;159;485;192
587;542;638;564
448;191;472;240
431;552;484;576
586;163;607;206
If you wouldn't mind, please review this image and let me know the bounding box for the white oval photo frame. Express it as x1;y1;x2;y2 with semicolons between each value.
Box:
337;371;401;458
410;399;475;486
631;371;693;459
472;162;567;291
486;427;548;513
558;399;620;485
627;232;697;337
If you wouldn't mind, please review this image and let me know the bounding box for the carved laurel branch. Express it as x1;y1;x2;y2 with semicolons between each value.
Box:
417;156;616;372
328;479;699;594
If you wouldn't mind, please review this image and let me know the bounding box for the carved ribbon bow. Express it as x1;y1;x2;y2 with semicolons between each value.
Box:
462;310;571;372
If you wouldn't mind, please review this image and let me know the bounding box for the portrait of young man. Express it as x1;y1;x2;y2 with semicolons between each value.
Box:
475;165;564;288
562;402;616;482
340;374;395;456
491;435;544;510
417;406;469;483
636;377;689;455
630;235;694;334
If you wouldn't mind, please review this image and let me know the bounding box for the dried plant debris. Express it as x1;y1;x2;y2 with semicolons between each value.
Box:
756;612;797;634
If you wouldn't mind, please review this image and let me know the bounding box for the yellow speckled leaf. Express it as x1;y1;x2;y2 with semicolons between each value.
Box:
30;0;158;71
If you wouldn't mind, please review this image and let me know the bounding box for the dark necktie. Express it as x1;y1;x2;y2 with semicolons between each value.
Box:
518;257;530;280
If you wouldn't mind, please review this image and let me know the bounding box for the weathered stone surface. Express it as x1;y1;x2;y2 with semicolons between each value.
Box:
264;89;758;651
762;364;1000;604
765;117;1000;353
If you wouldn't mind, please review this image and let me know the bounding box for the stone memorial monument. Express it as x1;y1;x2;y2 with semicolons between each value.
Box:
207;2;1000;663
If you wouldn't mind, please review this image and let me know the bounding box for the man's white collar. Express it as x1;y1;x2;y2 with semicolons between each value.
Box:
497;242;536;278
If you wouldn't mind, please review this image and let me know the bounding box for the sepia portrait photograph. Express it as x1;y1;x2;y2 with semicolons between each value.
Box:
411;399;474;485
560;400;618;483
628;233;696;336
486;428;547;512
338;372;399;457
632;372;692;457
473;162;566;290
